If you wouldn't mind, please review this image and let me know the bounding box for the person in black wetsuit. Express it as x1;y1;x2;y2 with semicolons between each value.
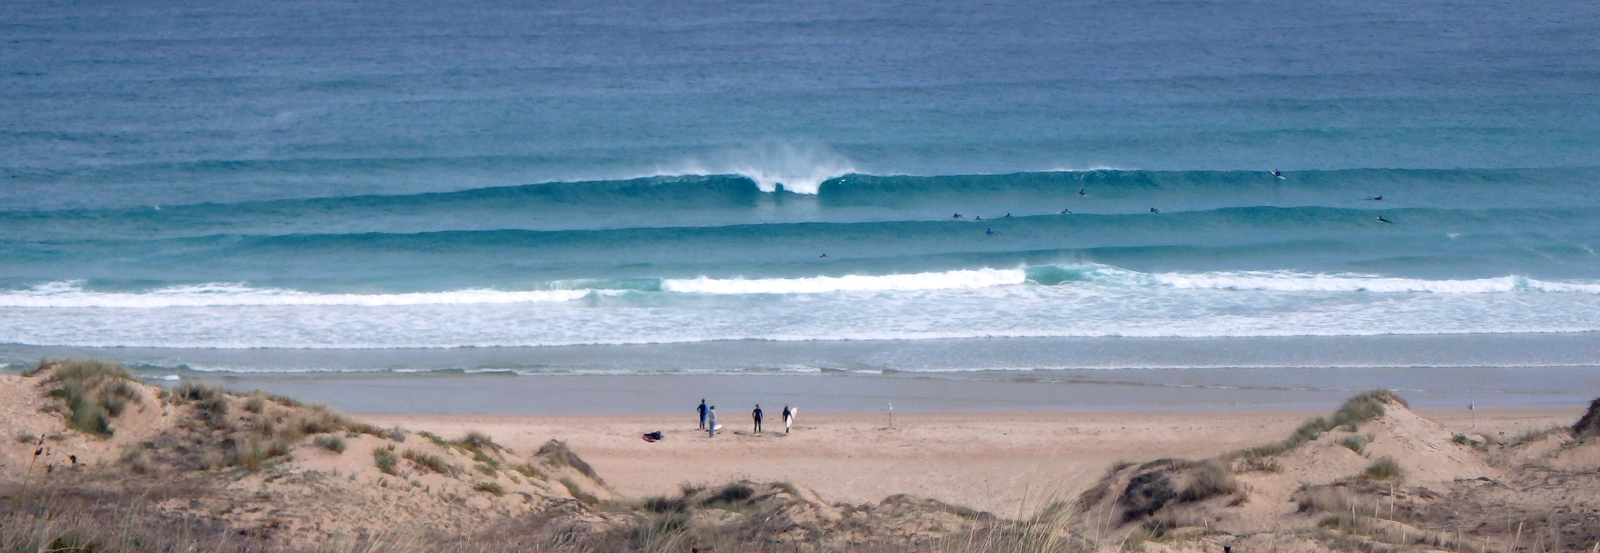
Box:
752;404;764;434
697;399;708;430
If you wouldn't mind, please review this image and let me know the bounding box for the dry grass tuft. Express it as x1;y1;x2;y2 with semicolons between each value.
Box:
537;439;604;485
313;434;346;453
473;481;507;497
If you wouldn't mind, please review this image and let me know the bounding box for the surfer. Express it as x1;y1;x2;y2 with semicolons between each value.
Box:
1078;188;1086;196
707;406;718;437
783;405;794;433
1059;208;1072;214
974;215;982;221
697;399;708;430
752;405;763;434
1367;196;1384;201
1270;169;1285;179
1375;216;1393;224
1003;213;1011;218
819;253;827;258
986;228;997;236
1150;207;1160;213
952;213;963;219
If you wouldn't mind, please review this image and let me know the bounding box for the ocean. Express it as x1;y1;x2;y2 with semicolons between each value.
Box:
3;0;1599;411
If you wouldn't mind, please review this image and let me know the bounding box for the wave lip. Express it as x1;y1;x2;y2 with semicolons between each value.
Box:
661;268;1027;294
0;281;600;308
1150;271;1600;294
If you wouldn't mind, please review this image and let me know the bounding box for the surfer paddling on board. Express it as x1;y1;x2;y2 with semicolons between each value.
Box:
986;228;998;237
1270;169;1285;179
1079;188;1086;196
1150;207;1160;213
1367;196;1384;201
1375;216;1394;224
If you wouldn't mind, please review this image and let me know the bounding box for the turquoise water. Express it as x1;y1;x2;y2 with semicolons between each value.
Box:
3;0;1600;376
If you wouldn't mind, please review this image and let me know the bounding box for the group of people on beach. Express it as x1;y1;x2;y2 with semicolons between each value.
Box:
697;399;794;437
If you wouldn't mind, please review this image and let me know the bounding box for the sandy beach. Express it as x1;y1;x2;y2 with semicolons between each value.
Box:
360;406;1581;514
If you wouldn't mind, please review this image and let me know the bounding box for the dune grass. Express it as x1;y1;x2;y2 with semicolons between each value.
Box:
1235;390;1402;459
34;359;142;437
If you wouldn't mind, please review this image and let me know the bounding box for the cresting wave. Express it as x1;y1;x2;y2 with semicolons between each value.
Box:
5;267;1600;308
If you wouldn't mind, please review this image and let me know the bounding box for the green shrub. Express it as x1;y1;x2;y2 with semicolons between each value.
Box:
1361;456;1402;481
373;447;398;475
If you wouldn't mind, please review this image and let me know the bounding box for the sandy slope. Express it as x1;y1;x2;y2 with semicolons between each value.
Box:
357;407;1578;514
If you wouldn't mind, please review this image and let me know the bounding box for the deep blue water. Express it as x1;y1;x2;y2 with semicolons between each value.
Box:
3;0;1600;370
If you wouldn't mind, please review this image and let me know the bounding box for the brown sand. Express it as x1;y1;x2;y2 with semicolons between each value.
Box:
359;406;1579;514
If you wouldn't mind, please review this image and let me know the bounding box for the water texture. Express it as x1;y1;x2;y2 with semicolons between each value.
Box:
2;0;1599;375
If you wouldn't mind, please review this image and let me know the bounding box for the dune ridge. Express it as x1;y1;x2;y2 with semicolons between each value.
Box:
3;360;1599;552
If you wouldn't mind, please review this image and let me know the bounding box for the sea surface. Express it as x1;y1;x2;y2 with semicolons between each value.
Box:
3;0;1600;409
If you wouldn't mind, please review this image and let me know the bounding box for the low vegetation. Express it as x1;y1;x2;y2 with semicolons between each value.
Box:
34;359;142;437
1360;456;1401;481
1234;390;1401;459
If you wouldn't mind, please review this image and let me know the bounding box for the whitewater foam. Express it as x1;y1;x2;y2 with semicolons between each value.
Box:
0;281;603;308
660;268;1026;294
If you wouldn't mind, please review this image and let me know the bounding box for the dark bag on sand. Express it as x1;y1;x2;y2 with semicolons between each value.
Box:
642;431;664;442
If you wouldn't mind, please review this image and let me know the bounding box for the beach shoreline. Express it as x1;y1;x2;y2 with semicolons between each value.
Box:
355;406;1581;514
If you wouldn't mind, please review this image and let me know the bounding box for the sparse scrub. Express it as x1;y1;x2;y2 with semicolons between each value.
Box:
313;434;346;453
1361;456;1402;481
1338;434;1368;454
402;449;458;476
474;481;507;497
1514;424;1570;446
418;430;450;448
511;462;547;480
642;495;689;513
699;482;755;508
374;447;399;475
17;432;37;444
560;476;599;505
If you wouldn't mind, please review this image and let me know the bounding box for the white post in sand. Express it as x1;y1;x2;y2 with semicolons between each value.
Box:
888;402;893;429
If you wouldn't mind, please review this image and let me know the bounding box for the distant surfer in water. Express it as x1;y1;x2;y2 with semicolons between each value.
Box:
1375;216;1393;224
1367;196;1384;201
1079;188;1086;196
952;213;963;219
1059;208;1072;214
1003;213;1011;218
974;215;982;221
1271;169;1285;179
819;253;827;258
1150;207;1160;213
986;228;997;236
